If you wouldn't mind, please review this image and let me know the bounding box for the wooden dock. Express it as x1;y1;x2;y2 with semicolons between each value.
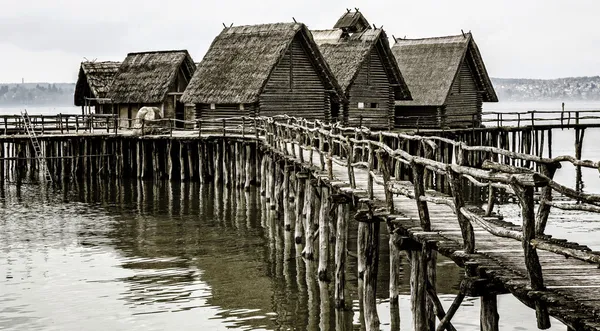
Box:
2;113;600;330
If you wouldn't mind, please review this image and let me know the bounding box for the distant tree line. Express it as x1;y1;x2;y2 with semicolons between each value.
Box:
492;76;600;102
0;83;75;106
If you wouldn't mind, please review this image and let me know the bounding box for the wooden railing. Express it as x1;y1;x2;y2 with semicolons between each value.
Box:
0;114;118;135
257;115;600;329
394;109;600;129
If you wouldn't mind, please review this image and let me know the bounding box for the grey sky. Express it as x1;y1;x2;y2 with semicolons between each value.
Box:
1;0;598;83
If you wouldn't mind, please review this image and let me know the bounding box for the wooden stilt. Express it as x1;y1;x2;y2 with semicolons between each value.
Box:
334;202;349;309
294;172;306;244
480;294;499;331
317;185;330;281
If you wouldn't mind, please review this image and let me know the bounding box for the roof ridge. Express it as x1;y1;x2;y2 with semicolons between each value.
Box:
126;49;189;56
395;33;471;42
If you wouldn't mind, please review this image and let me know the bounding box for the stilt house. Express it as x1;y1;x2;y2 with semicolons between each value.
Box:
312;10;412;129
107;50;196;128
74;61;120;115
392;33;497;128
180;23;345;124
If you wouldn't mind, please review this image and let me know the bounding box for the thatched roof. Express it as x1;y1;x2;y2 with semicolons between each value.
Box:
74;61;120;106
333;10;370;33
312;28;411;100
181;23;344;105
108;50;196;104
392;33;498;107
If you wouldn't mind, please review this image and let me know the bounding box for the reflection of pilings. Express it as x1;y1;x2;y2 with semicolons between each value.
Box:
306;259;319;331
319;278;331;331
389;230;401;331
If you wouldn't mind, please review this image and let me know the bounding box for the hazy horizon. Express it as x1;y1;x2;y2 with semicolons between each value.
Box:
1;0;599;83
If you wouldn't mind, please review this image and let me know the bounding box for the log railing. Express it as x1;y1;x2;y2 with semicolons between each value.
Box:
257;115;600;330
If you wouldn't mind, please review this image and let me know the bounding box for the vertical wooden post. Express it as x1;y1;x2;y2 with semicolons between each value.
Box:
302;181;316;259
411;161;430;231
410;245;427;331
367;142;374;200
334;201;349;309
318;185;331;281
283;162;292;231
389;225;401;331
446;168;475;253
361;215;380;330
294;172;307;244
480;294;499;331
244;144;252;190
535;163;558;235
511;182;551;330
378;150;394;213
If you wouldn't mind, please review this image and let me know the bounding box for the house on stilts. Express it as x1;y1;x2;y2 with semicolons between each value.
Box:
180;23;345;125
392;33;497;128
107;50;196;128
312;10;412;129
74;61;120;115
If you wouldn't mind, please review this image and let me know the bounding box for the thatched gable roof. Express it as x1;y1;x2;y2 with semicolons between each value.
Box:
181;23;344;105
312;28;411;100
108;50;196;104
392;33;498;107
74;61;120;106
333;10;370;33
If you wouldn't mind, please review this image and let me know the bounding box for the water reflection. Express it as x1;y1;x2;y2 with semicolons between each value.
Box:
0;179;474;331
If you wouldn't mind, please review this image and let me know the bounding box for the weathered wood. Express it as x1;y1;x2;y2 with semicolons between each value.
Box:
283;163;292;231
302;182;317;259
535;163;558;235
362;215;380;330
334;203;348;308
480;294;499;331
294;173;306;244
511;183;551;329
318;185;330;281
389;227;401;330
446;169;475;253
411;246;427;331
412;161;431;231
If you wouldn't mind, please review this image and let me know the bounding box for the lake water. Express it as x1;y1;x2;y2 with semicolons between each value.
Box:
2;102;600;330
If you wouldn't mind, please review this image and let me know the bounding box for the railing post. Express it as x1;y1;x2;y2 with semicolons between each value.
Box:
378;150;394;213
367;141;374;200
535;163;559;235
106;116;110;133
510;181;550;329
222;119;226;137
346;137;355;188
41;115;45;135
411;160;430;231
446;167;475;253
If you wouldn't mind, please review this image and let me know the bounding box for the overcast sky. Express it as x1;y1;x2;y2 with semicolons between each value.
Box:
0;0;598;83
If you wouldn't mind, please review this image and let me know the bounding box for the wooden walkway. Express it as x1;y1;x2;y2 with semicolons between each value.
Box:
257;117;600;331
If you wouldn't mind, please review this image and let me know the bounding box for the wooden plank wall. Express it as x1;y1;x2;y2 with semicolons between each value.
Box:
196;103;256;128
444;61;481;127
260;35;330;121
347;46;392;129
394;106;439;128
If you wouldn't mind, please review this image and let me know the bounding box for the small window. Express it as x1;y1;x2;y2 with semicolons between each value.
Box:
210;103;216;110
239;104;245;111
358;102;365;109
370;103;378;108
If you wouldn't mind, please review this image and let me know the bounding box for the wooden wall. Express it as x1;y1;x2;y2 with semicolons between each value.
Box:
259;34;330;121
444;60;482;127
196;103;256;128
347;46;393;129
394;106;440;128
